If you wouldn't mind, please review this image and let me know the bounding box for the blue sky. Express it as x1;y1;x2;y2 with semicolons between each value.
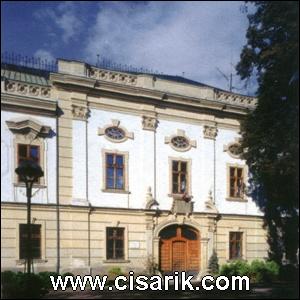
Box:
1;1;256;94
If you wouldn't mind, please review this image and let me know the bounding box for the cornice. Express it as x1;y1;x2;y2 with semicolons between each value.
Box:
1;93;57;116
50;73;254;117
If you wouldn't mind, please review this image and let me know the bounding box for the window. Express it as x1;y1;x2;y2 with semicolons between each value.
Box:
105;153;124;190
19;224;41;259
172;160;188;194
105;127;125;141
229;166;244;198
17;144;40;183
171;136;190;151
106;227;125;260
229;232;243;259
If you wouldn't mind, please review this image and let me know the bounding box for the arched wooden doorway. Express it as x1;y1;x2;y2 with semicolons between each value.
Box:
159;225;200;273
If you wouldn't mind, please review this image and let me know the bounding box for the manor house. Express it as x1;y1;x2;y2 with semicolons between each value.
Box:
1;58;268;276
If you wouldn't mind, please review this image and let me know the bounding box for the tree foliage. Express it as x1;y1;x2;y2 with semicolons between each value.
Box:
237;1;299;264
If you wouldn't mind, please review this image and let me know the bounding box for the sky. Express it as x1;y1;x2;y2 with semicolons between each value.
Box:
1;1;257;95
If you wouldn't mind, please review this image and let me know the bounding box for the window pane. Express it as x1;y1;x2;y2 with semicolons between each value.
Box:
172;161;179;171
180;175;186;193
230;167;235;177
30;146;39;161
180;162;187;172
116;155;123;167
106;154;114;165
18;144;27;158
237;168;243;178
116;176;123;189
106;167;114;179
106;178;114;189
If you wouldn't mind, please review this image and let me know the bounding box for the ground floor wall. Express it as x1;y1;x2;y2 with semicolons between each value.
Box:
1;203;268;276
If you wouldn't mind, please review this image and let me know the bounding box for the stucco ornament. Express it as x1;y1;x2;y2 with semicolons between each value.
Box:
142;116;159;131
203;125;218;140
6;118;52;140
145;186;159;209
71;104;90;121
204;190;218;213
165;129;196;152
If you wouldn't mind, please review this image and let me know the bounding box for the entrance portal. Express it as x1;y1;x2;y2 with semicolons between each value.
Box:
159;225;200;273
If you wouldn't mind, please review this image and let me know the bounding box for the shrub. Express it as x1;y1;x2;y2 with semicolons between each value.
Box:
145;255;159;275
208;250;219;275
220;260;250;277
1;271;47;299
62;272;75;287
219;259;280;284
108;267;123;280
279;264;299;282
38;271;59;289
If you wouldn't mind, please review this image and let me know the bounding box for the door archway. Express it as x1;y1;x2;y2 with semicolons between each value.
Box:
159;224;200;273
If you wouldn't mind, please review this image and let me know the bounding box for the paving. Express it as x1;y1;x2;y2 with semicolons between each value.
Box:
43;282;299;299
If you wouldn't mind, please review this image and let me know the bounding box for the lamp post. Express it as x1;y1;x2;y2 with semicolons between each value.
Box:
15;160;44;275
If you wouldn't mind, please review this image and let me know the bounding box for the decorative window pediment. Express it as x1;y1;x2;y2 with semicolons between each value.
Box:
6;118;52;140
98;119;134;143
224;138;243;158
165;129;196;152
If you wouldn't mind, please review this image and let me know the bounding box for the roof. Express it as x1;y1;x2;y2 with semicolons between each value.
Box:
1;63;51;86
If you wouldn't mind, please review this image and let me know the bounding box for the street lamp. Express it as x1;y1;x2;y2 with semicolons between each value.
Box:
15;160;44;274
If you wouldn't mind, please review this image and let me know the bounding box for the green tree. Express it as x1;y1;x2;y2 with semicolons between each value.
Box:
236;1;299;264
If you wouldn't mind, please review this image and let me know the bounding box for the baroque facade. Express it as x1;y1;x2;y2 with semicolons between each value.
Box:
1;59;268;276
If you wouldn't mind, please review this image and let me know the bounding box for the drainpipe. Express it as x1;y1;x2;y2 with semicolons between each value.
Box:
86;111;92;275
56;105;60;274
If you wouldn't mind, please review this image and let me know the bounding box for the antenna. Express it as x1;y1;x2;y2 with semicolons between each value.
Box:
216;67;233;92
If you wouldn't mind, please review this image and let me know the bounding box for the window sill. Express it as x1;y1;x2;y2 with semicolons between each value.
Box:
168;193;193;200
226;197;247;202
102;189;130;194
14;183;47;189
16;259;48;265
103;259;131;263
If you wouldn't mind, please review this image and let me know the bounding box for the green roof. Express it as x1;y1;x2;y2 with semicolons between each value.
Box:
1;65;51;86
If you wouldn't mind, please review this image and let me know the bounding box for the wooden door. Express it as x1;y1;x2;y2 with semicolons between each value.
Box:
159;225;200;273
172;240;186;271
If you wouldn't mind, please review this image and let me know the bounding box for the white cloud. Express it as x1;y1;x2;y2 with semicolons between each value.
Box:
34;1;83;43
34;49;55;62
84;1;254;93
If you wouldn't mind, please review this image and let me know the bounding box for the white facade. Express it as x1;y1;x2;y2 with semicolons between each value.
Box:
1;59;267;275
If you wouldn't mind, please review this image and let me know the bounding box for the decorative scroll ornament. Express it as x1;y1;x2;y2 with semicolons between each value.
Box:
203;125;218;140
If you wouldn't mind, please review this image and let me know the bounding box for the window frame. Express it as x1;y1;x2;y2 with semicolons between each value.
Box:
226;163;247;201
106;227;125;260
17;144;41;183
229;231;243;260
102;149;129;194
19;223;42;260
13;134;46;187
169;157;191;197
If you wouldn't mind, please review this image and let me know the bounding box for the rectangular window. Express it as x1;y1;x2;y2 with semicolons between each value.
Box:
105;153;124;190
19;224;41;259
172;160;188;194
106;227;125;260
17;144;40;183
229;167;244;198
229;232;243;259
